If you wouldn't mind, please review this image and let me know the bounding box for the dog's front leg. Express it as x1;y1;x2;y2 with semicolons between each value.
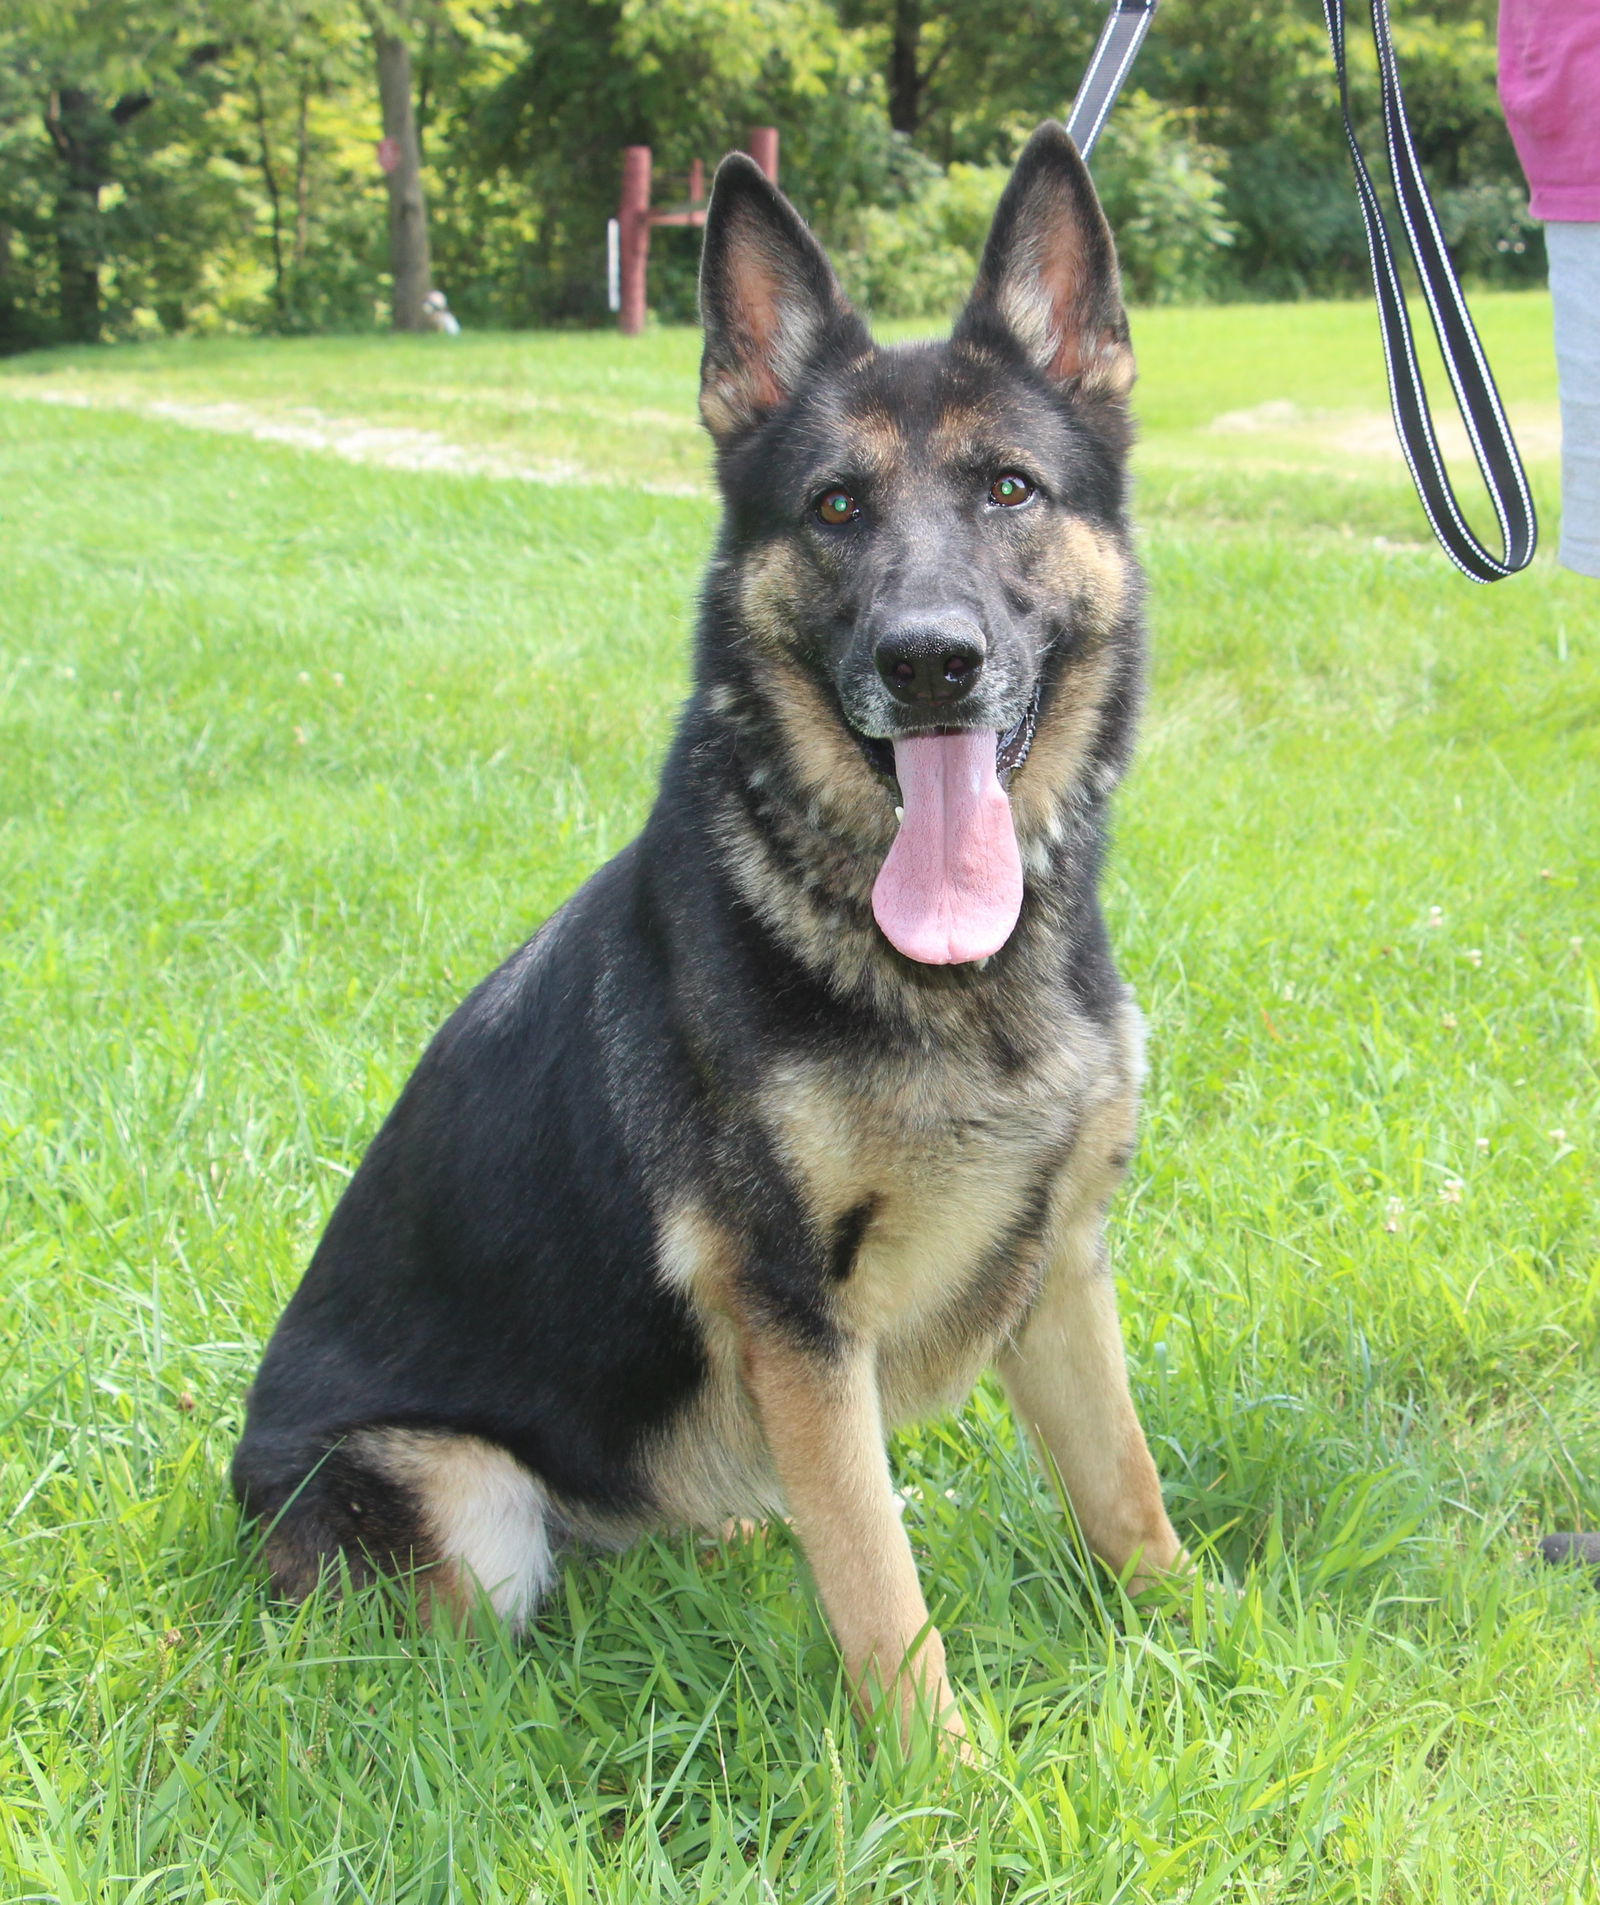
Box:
998;1210;1187;1593
741;1330;967;1751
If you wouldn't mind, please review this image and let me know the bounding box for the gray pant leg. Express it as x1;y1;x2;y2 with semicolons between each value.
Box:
1546;220;1600;579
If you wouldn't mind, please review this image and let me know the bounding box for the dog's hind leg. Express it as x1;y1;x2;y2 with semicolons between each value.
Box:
998;1211;1187;1594
239;1427;557;1629
742;1333;968;1753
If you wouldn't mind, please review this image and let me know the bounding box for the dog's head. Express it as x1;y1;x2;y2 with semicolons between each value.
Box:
696;124;1141;969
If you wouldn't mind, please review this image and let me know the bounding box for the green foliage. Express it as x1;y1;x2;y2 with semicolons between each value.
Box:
836;96;1234;321
1143;0;1543;297
0;0;1549;341
834;159;1002;321
1086;91;1237;305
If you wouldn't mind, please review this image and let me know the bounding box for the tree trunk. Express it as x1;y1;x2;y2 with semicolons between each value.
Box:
248;70;288;322
374;30;432;331
888;0;922;137
46;88;108;344
293;74;311;268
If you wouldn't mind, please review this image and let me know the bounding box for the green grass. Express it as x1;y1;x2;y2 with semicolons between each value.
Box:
1;296;1597;1902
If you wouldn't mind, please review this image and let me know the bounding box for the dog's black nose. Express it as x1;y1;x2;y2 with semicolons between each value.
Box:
873;618;986;707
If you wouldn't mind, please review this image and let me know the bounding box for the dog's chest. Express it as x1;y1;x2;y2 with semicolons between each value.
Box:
762;1041;1093;1348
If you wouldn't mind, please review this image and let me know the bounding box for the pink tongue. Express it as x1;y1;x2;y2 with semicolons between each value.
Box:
871;731;1023;965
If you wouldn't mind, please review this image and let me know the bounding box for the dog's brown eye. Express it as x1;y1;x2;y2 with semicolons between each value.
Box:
990;474;1034;508
816;489;859;526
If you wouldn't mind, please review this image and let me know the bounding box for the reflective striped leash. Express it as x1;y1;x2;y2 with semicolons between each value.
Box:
1066;0;1538;580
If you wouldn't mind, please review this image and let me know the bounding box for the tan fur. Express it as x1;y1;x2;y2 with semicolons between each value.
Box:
1001;517;1132;850
758;1053;1063;1404
741;1332;966;1746
756;656;890;839
997;1000;1184;1589
1009;647;1118;850
737;542;807;656
1041;515;1130;632
842;407;906;475
647;1208;783;1531
642;1007;1170;1740
1000;1248;1185;1591
699;379;749;444
926;401;1010;464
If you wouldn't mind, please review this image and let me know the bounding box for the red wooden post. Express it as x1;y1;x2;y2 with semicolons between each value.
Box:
746;126;779;185
689;158;705;205
619;144;652;336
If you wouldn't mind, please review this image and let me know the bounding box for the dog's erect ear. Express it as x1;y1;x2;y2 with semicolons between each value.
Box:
956;122;1133;398
698;154;863;442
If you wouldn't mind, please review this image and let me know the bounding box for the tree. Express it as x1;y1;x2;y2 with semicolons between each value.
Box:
364;1;434;328
838;0;1103;158
6;0;227;341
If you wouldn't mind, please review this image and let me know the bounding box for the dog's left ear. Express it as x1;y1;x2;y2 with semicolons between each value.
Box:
956;122;1133;398
698;154;864;443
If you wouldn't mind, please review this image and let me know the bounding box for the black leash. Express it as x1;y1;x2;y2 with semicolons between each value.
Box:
1064;0;1159;163
1067;0;1538;581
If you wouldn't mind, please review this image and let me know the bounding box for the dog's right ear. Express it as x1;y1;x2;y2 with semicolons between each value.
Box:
698;155;863;444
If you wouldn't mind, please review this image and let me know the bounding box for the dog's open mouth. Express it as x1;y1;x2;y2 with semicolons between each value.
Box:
860;685;1040;968
856;684;1041;791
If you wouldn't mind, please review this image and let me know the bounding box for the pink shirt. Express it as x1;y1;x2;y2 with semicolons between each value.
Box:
1498;0;1600;221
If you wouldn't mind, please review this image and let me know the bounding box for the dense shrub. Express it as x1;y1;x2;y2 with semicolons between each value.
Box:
1089;92;1237;304
834;160;1004;320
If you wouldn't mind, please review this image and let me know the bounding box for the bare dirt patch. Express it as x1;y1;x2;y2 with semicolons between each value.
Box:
4;386;706;495
1206;397;1561;465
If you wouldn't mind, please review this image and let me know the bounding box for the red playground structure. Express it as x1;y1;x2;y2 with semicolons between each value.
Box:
611;128;779;335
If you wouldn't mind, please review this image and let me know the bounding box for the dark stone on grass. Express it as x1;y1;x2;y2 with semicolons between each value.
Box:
1537;1532;1600;1584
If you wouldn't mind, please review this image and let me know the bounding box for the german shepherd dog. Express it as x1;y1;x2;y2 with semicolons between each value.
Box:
232;122;1187;1748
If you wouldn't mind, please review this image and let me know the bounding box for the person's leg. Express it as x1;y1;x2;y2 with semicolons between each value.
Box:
1545;221;1600;579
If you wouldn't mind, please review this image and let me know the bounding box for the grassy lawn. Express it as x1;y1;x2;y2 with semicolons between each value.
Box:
1;294;1596;1902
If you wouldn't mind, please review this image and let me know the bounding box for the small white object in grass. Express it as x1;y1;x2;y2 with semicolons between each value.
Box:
1465;948;1483;966
1442;1012;1458;1030
298;670;311;684
1384;1196;1404;1233
1427;905;1444;927
1549;1128;1567;1145
332;671;345;687
1439;1178;1464;1205
1476;1136;1490;1154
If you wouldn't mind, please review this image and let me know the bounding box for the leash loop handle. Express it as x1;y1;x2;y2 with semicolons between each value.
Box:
1322;0;1537;580
1067;0;1539;581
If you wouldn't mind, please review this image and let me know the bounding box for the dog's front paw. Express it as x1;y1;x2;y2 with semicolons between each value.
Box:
1125;1542;1193;1601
